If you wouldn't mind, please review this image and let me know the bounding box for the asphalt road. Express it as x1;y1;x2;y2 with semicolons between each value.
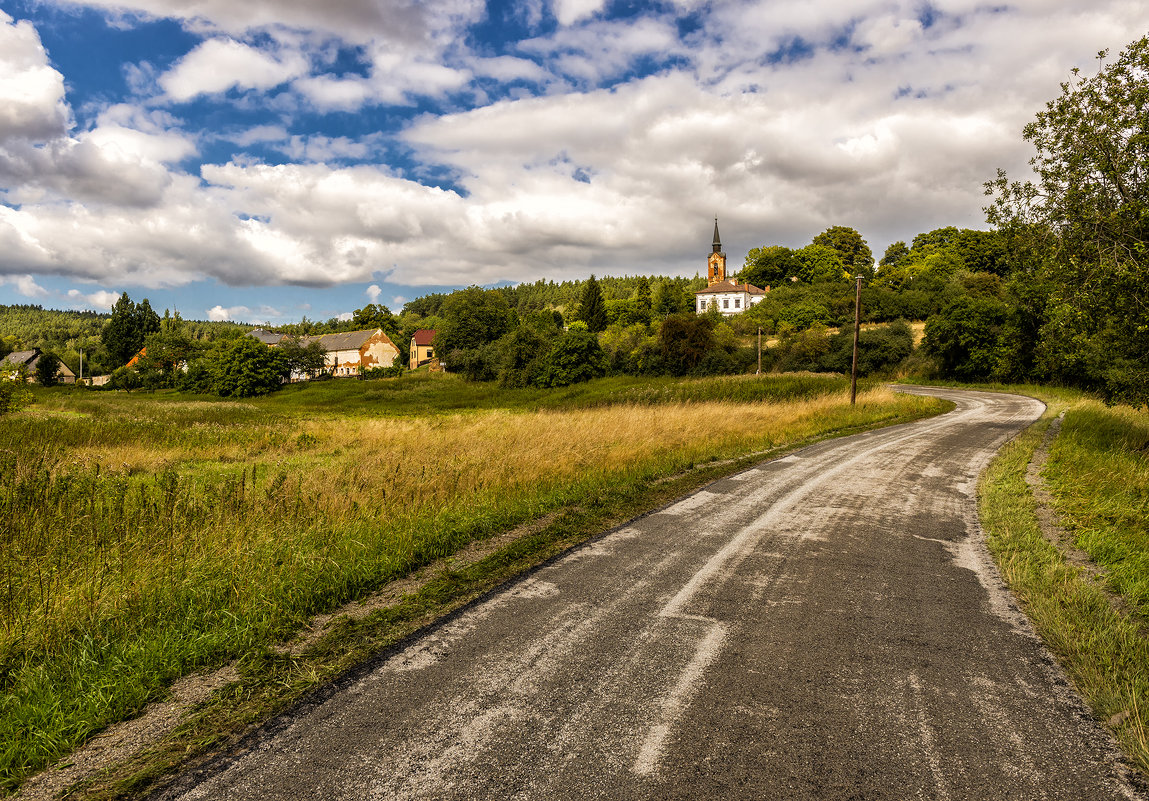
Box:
164;387;1145;801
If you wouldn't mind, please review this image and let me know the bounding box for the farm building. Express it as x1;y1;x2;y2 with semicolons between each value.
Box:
0;348;77;384
297;328;401;378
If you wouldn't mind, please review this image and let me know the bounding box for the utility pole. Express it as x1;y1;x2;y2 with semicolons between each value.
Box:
757;327;762;374
850;275;862;405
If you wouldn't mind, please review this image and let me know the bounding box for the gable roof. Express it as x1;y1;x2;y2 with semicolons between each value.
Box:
694;280;768;296
411;329;435;346
1;349;39;367
299;328;394;352
248;328;284;345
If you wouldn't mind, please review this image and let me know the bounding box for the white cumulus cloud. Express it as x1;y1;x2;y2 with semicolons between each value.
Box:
159;38;310;102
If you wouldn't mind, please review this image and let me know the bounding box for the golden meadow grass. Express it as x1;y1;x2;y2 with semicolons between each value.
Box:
0;376;943;789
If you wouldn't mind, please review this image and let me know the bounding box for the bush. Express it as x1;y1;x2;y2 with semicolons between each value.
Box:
0;369;32;415
538;328;607;387
210;337;289;397
361;365;405;380
109;366;142;391
658;314;715;376
820;321;915;376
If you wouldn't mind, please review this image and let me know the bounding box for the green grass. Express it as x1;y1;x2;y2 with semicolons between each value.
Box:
1043;401;1149;620
1;373;939;794
978;389;1149;775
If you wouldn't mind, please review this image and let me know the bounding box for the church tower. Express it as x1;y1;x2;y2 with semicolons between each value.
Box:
707;216;727;286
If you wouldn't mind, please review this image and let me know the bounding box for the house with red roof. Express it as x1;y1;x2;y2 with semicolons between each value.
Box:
409;329;436;370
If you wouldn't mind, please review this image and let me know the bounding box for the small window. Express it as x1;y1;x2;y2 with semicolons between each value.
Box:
427;349;433;358
723;299;729;309
734;298;741;309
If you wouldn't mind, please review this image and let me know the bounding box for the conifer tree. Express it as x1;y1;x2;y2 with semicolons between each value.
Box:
578;275;608;333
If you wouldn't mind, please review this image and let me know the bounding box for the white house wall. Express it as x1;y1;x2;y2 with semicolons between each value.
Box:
697;293;765;316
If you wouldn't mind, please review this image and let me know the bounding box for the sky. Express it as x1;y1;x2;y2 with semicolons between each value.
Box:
0;0;1145;325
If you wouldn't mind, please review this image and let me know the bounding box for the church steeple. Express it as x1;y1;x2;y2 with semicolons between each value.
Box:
706;216;727;286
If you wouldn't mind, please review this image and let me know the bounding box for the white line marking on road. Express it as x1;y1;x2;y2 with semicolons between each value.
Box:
632;622;728;777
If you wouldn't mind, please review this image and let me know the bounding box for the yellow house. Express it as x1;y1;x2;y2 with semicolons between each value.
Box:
410;329;436;369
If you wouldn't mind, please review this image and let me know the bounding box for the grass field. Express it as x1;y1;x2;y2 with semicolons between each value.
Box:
0;371;945;793
978;388;1149;774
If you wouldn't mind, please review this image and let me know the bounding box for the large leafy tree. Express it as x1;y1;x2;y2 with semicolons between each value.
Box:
742;245;801;287
34;352;61;387
985;35;1149;403
210;337;289;397
433;286;514;362
812;226;874;277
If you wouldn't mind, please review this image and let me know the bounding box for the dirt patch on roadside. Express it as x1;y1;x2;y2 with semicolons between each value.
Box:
15;667;239;801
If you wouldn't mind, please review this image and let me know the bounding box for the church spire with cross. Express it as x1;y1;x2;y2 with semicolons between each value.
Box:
707;216;727;285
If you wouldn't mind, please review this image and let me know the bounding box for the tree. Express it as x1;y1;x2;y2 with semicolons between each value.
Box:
100;293;161;367
136;298;161;341
210;337;289;397
351;303;402;347
498;326;552;388
658;313;715;375
277;337;328;380
538;325;607;387
794;244;848;284
433;287;514;363
101;293;139;366
985;35;1149;403
651;279;685;316
924;296;1010;380
633;276;652;314
34;352;60;387
880;241;909;268
812;226;874;276
577;274;608;333
742;245;801;287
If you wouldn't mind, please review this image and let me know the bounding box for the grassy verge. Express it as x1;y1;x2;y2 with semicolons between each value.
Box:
1;373;944;794
978;388;1149;775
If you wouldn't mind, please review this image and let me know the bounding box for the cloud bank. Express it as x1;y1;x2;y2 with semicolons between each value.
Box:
0;1;1146;308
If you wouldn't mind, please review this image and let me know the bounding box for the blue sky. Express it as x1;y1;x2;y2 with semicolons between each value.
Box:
0;0;1145;324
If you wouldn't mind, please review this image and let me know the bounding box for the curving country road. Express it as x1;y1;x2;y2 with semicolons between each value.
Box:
164;387;1145;801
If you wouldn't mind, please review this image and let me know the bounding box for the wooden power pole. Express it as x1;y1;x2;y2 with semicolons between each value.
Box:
850;275;862;405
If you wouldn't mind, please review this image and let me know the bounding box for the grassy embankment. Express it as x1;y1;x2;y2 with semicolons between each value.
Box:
1;372;945;795
978;385;1149;774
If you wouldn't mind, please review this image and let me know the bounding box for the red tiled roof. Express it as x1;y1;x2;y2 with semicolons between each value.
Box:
412;329;435;346
695;281;768;295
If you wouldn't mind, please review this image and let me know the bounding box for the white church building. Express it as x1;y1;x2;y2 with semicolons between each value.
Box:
694;218;769;316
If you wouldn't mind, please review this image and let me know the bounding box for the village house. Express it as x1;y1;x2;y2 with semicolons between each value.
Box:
0;348;77;384
247;329;284;345
296;328;400;378
694;218;769;316
409;329;436;369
